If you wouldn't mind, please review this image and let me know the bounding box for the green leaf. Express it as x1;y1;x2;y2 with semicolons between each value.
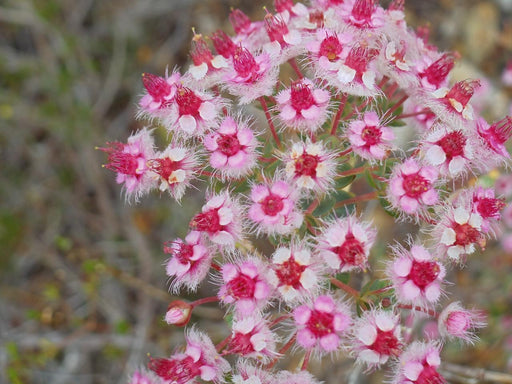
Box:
312;196;336;217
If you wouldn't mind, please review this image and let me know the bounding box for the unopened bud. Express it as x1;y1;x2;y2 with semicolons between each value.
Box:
165;300;192;326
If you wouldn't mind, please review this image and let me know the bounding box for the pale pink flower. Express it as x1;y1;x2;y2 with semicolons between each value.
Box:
164;231;213;293
387;158;439;216
262;11;304;63
377;39;417;88
421;126;474;178
338;0;386;30
164;300;192;326
351;309;402;368
149;328;230;384
223;46;279;104
387;244;445;307
99;128;157;202
165;86;223;136
347;111;395;161
435;205;484;262
226;315;279;362
138;71;180;117
187;32;228;83
218;256;275;316
456;187;505;234
232;361;275;384
229;9;267;51
476;116;512;168
316;216;376;272
438;302;486;343
190;191;244;247
391;341;445;384
293;294;352;354
148;144;199;201
275;79;331;133
284;140;337;193
270;245;321;303
203;116;258;179
415;53;455;91
275;370;322;384
248;179;303;235
336;45;380;97
128;370;164;384
403;100;436;132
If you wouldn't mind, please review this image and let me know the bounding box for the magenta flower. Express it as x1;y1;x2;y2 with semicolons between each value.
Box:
336;46;379;97
187;32;228;83
149;328;230;384
347;111;395;161
248;179;303;235
316;216;376;272
351;309;402;368
387;158;439;216
476;116;512;166
138;71;180;116
391;342;445;384
438;302;486;343
387;244;445;307
218;257;275;316
164;231;212;293
338;0;386;29
203;116;258;179
99;128;156;201
293;294;352;354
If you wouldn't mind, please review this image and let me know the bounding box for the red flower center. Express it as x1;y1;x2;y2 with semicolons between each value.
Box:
402;173;430;198
476;197;505;219
345;46;372;80
261;193;285;216
216;134;241;157
191;37;214;66
227;273;256;299
333;233;366;267
229;331;255;355
436;131;466;160
233;47;260;80
149;157;181;181
191;209;222;233
290;82;315;111
211;30;236;59
142;73;172;105
275;257;307;288
453;223;481;246
149;356;201;383
351;0;375;25
361;125;382;146
445;80;480;110
294;153;320;177
175;243;194;265
369;330;401;357
229;9;251;34
100;142;142;177
409;260;440;289
415;365;445;384
319;35;343;62
306;309;334;337
420;53;455;89
265;13;288;44
176;87;202;116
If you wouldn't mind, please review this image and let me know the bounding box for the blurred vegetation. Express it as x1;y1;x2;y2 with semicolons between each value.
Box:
1;0;512;383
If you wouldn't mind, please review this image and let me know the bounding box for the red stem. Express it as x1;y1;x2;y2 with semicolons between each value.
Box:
338;165;377;177
330;93;348;135
216;335;232;353
270;314;291;328
334;191;379;208
397;108;431;119
383;94;408;120
338;147;352;158
211;262;221;272
266;335;296;369
259;96;282;148
397;303;437;318
288;58;304;79
301;350;311;370
330;278;359;298
190;296;219;308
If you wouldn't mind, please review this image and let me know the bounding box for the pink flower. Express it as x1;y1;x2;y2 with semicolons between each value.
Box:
248;179;303;235
187;32;228;83
347;111;395;161
387;244;445;307
338;0;386;30
336;45;379;97
149;328;230;384
128;370;164;384
226;315;278;362
138;71;180;116
293;294;352;354
387;158;439;216
148;144;199;200
276;79;331;133
190;192;244;247
164;300;192;326
262;11;303;63
232;362;275;384
476;116;512;163
270;245;321;303
203;116;258;179
421;126;474;178
99;128;156;201
456;187;505;234
164;231;213;293
416;53;456;91
438;302;486;343
316;216;376;272
223;46;279;104
435;206;484;262
284;141;337;193
165;86;222;136
218;257;275;316
351;309;402;368
391;341;445;384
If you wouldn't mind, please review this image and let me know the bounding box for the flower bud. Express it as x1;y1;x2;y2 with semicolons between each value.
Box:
438;302;486;343
165;300;192;326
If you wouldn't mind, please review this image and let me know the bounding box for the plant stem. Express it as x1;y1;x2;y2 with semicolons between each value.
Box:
190;296;219;308
259;96;282;148
288;58;304;79
397;303;437;317
330;93;347;135
334;191;379;208
330;278;359;298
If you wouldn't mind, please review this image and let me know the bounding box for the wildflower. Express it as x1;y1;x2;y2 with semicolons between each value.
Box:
270;245;321;303
263;11;303;61
347;111;395;161
416;53;456;91
203;116;259;179
148;144;199;200
229;8;266;50
128;370;164;384
187;31;228;82
275;79;331;133
218;256;275;316
476;116;512;163
283;140;337;193
232;361;275;384
164;231;213;293
391;341;445;384
438;302;486;343
387;158;439;216
351;309;402;368
387;244;445;307
338;0;386;30
165;300;193;326
435;205;484;262
190;191;243;247
138;71;180;117
337;45;379;96
275;370;322;384
149;328;230;384
457;187;505;234
226;315;278;362
293;294;352;354
211;30;237;59
248;179;303;235
99;128;156;201
316;215;376;273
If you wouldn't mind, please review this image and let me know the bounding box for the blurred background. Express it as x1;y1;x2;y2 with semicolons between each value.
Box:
1;0;512;383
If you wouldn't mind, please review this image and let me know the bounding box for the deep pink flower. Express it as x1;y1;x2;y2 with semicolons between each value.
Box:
387;244;445;307
138;71;180;116
128;370;164;384
438;302;486;343
476;116;512;161
387;159;439;216
187;32;228;82
347;111;395;161
336;45;379;96
416;53;456;91
338;0;386;29
293;294;352;354
391;342;445;384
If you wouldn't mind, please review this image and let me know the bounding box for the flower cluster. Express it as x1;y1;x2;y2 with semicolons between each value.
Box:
100;1;511;383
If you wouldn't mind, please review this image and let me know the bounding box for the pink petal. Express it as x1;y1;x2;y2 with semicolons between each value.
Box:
320;333;340;351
